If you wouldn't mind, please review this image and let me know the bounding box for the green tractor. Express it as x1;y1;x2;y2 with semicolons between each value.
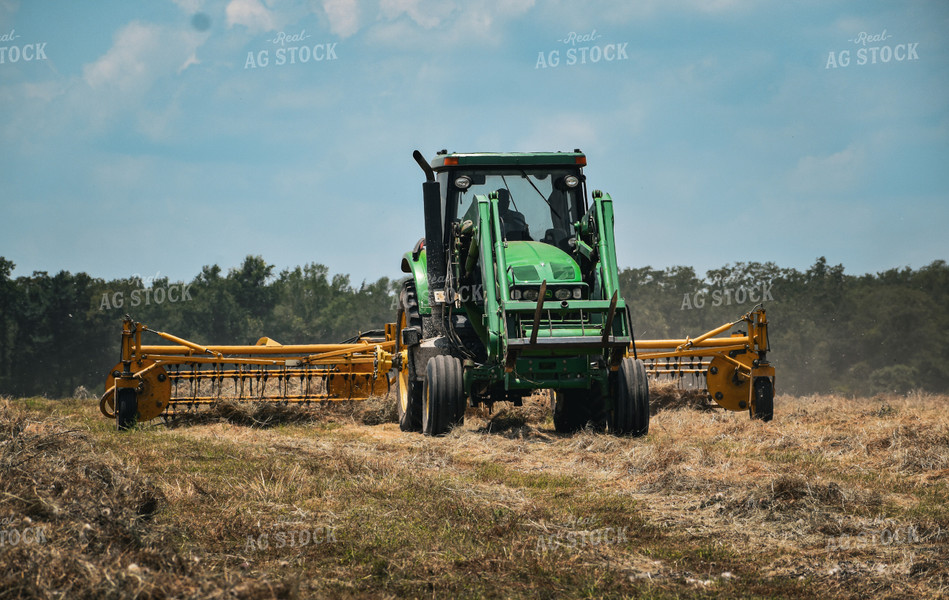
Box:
396;149;649;437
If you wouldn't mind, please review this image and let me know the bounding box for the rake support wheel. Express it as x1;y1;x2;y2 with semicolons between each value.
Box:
750;376;774;422
397;281;424;431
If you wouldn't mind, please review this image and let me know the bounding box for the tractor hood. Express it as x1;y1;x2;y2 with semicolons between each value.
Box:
504;241;581;285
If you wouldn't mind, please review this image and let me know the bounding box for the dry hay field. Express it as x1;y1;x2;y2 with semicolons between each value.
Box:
1;385;948;599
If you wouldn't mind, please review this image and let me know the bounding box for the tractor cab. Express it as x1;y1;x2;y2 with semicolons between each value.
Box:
442;166;586;252
429;152;598;311
433;151;588;252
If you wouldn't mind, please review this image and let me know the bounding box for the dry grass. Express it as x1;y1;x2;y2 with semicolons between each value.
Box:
648;379;719;414
2;389;948;599
161;395;398;429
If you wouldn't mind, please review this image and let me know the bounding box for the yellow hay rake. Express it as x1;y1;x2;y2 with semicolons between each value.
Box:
101;306;773;429
634;305;774;420
100;316;396;429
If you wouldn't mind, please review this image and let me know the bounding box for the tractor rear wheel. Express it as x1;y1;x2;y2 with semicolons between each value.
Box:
750;377;774;422
422;355;464;436
396;282;423;431
610;358;649;437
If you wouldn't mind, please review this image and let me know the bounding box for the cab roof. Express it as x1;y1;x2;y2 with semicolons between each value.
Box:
430;151;586;171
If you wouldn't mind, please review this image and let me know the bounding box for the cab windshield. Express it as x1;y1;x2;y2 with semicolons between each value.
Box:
448;169;584;247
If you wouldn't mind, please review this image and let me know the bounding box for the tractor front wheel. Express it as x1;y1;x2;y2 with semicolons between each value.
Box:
553;390;605;433
610;358;649;437
422;355;465;436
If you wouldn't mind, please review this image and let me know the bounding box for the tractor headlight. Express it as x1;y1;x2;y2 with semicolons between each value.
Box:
554;288;572;301
572;287;583;300
523;289;539;302
454;176;472;190
511;289;522;300
564;175;580;188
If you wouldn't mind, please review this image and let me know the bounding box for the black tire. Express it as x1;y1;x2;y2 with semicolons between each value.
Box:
396;282;424;432
422;355;464;436
750;377;774;422
610;358;649;437
553;390;595;433
116;387;137;431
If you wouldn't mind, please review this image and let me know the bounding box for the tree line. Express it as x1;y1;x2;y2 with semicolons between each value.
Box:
1;255;946;398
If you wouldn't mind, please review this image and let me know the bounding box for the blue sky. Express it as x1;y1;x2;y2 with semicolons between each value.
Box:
1;0;947;285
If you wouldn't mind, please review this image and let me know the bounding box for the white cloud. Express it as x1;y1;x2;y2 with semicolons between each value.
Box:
363;0;534;50
496;0;535;16
790;144;866;194
379;0;451;29
319;0;536;44
834;15;871;37
322;0;360;38
0;0;19;17
83;22;162;93
178;51;200;73
450;0;534;39
226;0;277;33
77;22;207;137
686;0;753;13
0;80;66;155
517;113;600;153
171;0;203;12
82;21;205;95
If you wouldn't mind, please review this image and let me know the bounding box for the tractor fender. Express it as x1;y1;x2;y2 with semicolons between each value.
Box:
401;247;431;316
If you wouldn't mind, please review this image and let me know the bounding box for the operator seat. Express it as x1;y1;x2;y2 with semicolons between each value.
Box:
497;189;531;241
543;227;574;253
